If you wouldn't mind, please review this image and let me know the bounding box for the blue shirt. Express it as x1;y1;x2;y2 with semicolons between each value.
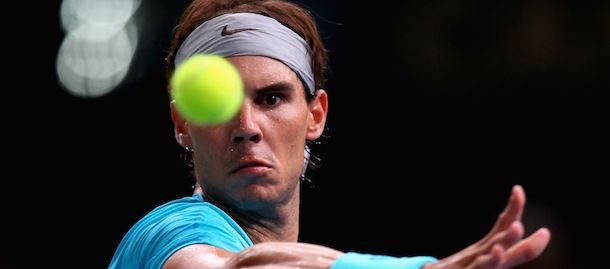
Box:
109;193;437;269
108;193;253;269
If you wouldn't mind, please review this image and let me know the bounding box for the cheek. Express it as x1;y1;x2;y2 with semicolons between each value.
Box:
189;127;227;151
271;113;309;156
269;105;309;135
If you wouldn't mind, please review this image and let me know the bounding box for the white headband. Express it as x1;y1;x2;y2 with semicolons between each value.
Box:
175;13;314;94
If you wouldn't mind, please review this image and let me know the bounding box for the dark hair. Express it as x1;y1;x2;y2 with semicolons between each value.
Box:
166;0;330;184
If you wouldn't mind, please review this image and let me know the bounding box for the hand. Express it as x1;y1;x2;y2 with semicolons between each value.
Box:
422;185;551;269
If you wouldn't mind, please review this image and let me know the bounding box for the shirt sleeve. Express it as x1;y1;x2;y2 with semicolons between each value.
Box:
109;195;252;269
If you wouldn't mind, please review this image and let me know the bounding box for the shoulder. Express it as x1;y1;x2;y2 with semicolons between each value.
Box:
109;194;252;268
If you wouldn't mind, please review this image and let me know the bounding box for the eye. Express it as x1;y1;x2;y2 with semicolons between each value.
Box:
262;93;283;106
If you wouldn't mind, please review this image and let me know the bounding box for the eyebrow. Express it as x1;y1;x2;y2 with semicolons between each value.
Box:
254;81;296;95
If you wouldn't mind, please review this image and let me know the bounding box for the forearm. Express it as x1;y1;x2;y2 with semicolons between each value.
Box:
226;242;437;269
165;241;436;269
225;242;343;269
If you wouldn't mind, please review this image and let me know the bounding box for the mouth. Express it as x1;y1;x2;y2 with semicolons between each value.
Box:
230;158;272;175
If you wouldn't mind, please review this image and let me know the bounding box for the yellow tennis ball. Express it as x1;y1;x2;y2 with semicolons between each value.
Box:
171;54;244;125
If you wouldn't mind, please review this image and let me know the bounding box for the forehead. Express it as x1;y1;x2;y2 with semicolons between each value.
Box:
227;55;301;87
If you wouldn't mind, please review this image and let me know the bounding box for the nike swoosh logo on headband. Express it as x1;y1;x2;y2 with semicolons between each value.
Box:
221;25;257;36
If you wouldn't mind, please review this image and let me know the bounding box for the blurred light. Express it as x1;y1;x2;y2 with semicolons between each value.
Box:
56;0;142;98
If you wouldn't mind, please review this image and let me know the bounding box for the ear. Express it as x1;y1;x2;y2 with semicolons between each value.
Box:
170;100;192;148
306;89;328;140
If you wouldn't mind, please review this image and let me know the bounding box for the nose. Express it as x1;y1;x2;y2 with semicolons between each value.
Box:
231;101;262;144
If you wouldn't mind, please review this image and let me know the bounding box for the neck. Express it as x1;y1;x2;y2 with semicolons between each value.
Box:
194;183;301;243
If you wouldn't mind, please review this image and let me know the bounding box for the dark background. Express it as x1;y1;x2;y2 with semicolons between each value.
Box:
5;0;607;268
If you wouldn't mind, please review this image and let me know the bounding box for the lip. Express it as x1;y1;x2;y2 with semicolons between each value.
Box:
230;158;272;175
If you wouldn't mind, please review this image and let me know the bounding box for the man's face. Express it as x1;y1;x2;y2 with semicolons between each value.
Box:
184;55;315;211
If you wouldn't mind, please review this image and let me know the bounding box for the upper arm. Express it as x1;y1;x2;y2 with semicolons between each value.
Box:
163;244;235;269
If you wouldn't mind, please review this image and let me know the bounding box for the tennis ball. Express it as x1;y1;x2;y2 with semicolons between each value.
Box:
171;54;244;125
